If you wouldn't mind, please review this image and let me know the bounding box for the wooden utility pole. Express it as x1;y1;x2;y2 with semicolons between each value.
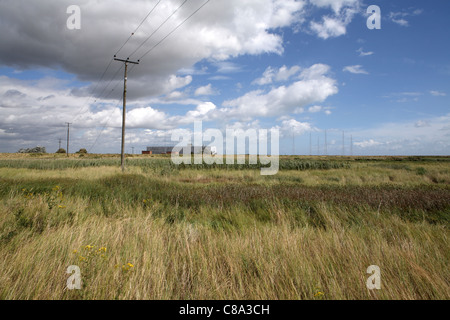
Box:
114;56;139;172
66;123;72;157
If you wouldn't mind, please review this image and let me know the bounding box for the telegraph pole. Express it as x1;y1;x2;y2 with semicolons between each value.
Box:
58;138;62;150
114;56;139;172
66;123;72;157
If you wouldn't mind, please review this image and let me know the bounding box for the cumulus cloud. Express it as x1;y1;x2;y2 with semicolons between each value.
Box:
280;118;313;136
309;0;361;39
0;1;369;153
194;84;216;96
308;105;322;113
351;114;450;155
222;64;338;119
253;65;302;85
310;0;359;14
0;0;306;100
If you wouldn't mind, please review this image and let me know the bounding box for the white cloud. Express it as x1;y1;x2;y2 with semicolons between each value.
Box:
0;0;308;100
308;105;322;113
351;114;450;155
253;67;276;86
357;47;374;57
276;65;302;81
222;64;338;120
253;65;301;85
415;120;430;128
183;102;217;122
310;0;359;14
310;16;347;39
280;118;313;135
354;139;382;148
309;0;361;39
389;8;423;27
343;65;368;74
392;19;409;27
194;84;216;96
430;90;446;97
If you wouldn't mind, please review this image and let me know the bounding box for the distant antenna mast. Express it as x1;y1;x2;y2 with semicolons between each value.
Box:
66;123;72;157
350;135;353;156
324;130;328;156
292;132;295;155
342;131;345;156
317;136;320;155
309;132;312;156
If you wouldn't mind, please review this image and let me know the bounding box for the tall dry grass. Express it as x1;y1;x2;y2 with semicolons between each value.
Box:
0;155;448;299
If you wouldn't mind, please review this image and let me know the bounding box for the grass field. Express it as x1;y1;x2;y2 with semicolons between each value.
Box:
0;153;448;299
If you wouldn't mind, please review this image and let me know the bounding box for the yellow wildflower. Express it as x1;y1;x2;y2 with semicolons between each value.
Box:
314;291;324;297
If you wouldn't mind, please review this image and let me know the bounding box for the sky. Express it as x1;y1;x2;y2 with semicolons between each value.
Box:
0;0;449;155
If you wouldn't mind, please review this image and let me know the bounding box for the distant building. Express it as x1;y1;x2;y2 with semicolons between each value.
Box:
142;146;175;155
142;144;215;155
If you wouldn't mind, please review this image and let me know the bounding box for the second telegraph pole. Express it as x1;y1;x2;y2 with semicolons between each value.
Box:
114;56;139;172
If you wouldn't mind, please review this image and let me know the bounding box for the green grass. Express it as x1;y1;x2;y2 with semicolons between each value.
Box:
0;155;448;299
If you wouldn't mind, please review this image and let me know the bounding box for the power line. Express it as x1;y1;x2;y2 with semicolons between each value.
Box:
70;0;210;157
85;97;124;155
128;0;189;59
115;0;164;57
137;0;211;61
72;1;164;124
84;63;139;155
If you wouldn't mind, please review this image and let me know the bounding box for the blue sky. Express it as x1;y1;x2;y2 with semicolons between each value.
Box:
0;0;449;155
